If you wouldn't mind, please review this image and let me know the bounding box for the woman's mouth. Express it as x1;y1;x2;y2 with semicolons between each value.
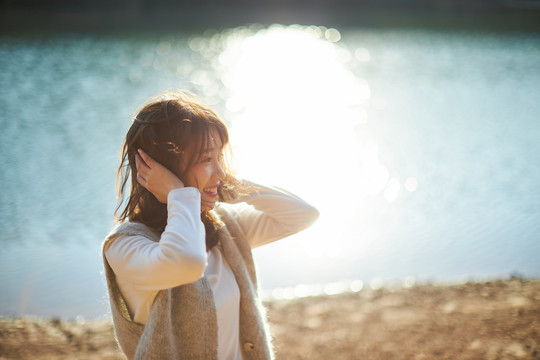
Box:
203;185;219;198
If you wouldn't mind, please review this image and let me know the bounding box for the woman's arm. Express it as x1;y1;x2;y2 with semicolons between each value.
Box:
223;180;319;248
105;187;207;291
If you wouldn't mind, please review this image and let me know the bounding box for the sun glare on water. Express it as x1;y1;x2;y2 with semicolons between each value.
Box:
194;25;396;280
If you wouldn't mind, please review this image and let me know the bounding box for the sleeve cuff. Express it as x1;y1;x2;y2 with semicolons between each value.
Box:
167;187;201;204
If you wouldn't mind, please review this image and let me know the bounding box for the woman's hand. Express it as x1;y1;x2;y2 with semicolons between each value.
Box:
135;149;184;203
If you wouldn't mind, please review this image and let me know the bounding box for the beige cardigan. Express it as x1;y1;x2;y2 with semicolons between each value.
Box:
102;207;273;360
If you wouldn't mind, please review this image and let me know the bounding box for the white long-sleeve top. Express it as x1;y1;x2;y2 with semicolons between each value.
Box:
105;182;319;360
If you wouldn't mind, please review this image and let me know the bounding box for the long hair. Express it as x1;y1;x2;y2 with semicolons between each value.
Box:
115;90;237;250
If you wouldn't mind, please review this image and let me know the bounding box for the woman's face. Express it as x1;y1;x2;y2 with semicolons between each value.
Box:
183;129;226;212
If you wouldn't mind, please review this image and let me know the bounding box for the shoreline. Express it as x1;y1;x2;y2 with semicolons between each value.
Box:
2;6;540;34
1;278;539;359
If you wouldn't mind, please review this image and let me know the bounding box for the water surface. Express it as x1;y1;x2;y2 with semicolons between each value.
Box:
1;25;539;318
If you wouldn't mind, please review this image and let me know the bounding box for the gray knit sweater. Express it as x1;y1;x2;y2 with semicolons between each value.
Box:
102;208;273;360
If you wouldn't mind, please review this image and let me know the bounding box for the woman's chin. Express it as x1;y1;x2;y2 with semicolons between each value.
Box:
201;200;217;212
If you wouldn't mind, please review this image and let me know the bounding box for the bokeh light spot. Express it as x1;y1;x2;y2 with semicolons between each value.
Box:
403;276;416;288
129;68;143;83
325;28;341;42
350;280;364;292
139;51;154;67
405;177;418;192
324;281;349;295
355;47;371;62
156;41;171;56
370;278;384;290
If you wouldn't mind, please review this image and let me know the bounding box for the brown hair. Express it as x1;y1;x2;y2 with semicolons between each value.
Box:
115;90;237;250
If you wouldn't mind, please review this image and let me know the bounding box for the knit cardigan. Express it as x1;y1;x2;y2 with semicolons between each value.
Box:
102;207;273;360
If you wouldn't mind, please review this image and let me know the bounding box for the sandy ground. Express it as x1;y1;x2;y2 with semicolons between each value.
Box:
1;278;539;360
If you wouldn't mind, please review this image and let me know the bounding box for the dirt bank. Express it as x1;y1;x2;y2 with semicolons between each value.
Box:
1;278;539;359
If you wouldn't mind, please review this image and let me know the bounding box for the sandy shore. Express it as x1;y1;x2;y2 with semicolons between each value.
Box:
1;278;539;359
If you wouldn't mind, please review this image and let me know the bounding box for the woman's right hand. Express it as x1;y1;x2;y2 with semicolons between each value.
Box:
135;149;184;203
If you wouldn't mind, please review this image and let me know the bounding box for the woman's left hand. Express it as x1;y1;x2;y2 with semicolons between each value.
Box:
135;149;184;203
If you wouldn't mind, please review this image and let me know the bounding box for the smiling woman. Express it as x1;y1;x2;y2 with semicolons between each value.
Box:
103;89;319;359
115;91;233;244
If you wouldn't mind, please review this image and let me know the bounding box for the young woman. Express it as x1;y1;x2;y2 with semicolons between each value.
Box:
102;90;319;360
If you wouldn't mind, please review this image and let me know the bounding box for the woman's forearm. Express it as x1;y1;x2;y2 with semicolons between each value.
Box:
223;180;319;248
106;187;207;291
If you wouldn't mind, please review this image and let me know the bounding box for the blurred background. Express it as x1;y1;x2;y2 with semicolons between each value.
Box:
1;0;539;319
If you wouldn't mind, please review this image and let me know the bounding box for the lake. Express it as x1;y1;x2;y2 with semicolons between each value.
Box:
1;24;539;319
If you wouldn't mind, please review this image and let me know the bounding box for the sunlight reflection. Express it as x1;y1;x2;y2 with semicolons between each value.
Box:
384;178;401;202
205;25;393;264
217;25;371;184
165;24;403;278
265;280;366;300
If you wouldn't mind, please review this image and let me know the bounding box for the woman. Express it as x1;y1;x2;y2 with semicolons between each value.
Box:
102;90;319;360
